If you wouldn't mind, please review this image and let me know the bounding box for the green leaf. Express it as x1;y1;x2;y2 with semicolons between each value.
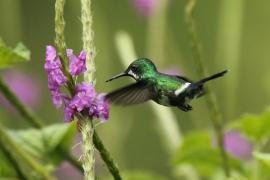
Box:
0;38;30;68
252;151;270;178
8;123;76;167
253;151;270;167
0;149;17;177
173;131;243;177
229;107;270;142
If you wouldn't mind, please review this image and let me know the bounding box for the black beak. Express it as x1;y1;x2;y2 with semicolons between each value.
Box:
106;72;131;82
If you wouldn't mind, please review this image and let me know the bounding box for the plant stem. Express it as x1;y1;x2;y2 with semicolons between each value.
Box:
185;0;230;177
93;131;122;180
216;0;244;119
81;0;96;84
80;0;96;179
146;0;168;63
55;0;75;92
0;139;28;180
0;123;53;180
0;76;83;173
81;119;95;179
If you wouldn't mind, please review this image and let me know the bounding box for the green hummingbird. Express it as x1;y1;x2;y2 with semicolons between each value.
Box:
105;58;228;111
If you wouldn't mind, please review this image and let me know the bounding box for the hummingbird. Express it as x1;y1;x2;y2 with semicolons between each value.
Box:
105;58;228;111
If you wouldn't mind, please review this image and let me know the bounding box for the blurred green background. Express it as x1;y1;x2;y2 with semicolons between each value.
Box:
0;0;269;179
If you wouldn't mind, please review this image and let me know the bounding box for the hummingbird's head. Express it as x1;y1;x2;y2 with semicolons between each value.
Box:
106;58;157;82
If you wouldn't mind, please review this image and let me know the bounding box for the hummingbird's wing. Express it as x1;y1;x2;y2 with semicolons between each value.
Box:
174;75;193;83
105;81;153;105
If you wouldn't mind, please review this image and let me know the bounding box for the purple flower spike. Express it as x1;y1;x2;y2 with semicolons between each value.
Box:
45;46;110;123
224;130;253;160
45;45;67;108
50;88;63;108
89;94;109;121
63;96;75;122
70;83;96;112
45;46;62;72
96;94;109;121
48;68;67;86
46;45;57;62
67;49;87;76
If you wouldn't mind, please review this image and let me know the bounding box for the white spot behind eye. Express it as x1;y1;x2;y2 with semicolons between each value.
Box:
175;83;191;96
128;70;139;79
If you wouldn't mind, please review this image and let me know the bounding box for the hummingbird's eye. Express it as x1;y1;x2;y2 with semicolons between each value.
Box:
130;64;139;72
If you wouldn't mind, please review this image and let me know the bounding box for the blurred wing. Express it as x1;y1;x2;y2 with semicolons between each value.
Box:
105;81;153;105
174;75;193;83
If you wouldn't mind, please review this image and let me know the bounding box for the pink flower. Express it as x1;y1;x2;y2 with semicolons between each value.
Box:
69;83;96;112
65;84;109;122
132;0;159;17
45;45;67;107
89;94;109;121
44;45;109;122
67;49;87;76
0;71;41;109
223;130;253;160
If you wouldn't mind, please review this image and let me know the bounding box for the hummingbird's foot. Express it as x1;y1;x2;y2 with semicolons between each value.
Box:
178;104;193;112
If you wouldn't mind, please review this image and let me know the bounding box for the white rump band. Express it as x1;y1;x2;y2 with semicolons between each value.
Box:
175;83;191;96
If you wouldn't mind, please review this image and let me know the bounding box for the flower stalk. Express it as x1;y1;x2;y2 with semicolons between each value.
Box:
81;119;95;179
55;0;75;93
80;0;96;179
81;0;96;84
185;0;230;177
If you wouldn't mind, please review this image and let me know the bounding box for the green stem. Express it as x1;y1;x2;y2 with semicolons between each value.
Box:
0;76;83;173
216;0;244;119
0;139;28;180
80;0;96;179
55;0;75;93
81;119;95;180
81;0;96;84
146;0;168;64
93;131;122;180
185;0;230;177
0;123;53;180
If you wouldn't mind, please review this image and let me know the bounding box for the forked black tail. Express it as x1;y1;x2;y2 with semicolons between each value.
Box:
185;70;228;99
194;70;228;86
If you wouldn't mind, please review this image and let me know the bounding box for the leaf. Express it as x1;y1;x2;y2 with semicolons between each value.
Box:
0;38;30;68
252;151;270;178
173;131;243;177
0;149;17;177
229;107;270;142
253;151;270;167
8;123;76;167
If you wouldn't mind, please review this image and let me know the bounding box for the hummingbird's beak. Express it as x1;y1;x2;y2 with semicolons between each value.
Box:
106;72;130;82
